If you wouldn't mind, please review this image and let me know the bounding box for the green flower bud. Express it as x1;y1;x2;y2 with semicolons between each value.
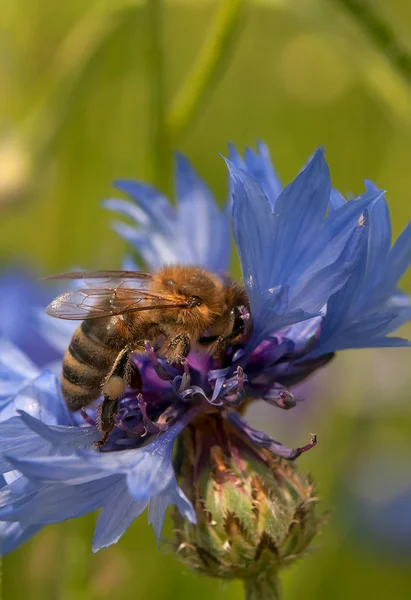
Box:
172;412;322;598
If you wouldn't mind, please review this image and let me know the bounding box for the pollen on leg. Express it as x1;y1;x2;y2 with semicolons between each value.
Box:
102;375;125;400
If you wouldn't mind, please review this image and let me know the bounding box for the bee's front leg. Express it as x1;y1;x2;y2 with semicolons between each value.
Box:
95;346;142;449
165;333;191;364
95;396;119;449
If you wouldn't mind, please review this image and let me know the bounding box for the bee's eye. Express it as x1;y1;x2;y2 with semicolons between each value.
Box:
189;296;202;307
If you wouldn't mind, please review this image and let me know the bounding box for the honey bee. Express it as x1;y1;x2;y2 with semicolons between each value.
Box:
45;265;250;446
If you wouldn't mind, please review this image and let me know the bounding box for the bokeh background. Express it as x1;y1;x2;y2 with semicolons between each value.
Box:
2;0;411;598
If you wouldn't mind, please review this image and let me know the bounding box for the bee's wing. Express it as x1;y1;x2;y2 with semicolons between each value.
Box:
45;287;188;320
43;270;152;289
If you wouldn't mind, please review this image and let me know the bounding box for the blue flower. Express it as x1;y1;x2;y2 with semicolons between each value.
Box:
0;145;410;556
228;143;411;381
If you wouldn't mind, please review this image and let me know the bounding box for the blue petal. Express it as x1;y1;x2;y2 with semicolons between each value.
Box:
0;418;53;473
0;340;39;389
80;417;189;502
0;520;42;555
103;198;150;228
229;149;332;298
341;337;411;348
228;159;275;299
18;410;98;445
110;221;165;268
0;410;98;474
147;493;168;544
148;480;196;545
107;156;231;272
363;181;391;286
35;312;76;356
329;188;346;212
0;477;120;525
289;259;356;314
3;453;104;485
268;149;330;283
92;482;148;551
291;188;383;281
121;255;140;271
0;368;72;426
0;474;36;511
385;221;411;290
24;370;73;426
175;153;230;272
112;180;174;231
316;213;370;344
229;142;282;207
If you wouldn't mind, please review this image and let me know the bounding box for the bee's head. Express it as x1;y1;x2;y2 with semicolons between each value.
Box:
154;265;225;332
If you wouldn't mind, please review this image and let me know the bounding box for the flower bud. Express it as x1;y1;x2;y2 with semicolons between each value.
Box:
172;412;321;596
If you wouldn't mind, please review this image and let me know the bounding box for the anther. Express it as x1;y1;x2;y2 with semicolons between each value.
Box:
264;387;296;410
144;341;158;365
290;433;317;460
145;341;180;381
225;366;245;407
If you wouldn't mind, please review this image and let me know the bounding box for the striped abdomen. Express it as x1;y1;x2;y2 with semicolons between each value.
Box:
61;319;122;411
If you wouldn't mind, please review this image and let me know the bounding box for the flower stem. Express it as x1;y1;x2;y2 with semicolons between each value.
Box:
167;0;246;141
146;0;170;190
244;571;282;600
332;0;411;87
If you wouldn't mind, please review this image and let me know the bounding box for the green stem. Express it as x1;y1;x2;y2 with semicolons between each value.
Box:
244;571;282;600
167;0;246;141
332;0;411;87
146;0;170;190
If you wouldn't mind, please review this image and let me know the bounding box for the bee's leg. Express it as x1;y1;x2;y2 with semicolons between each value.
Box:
165;333;191;364
95;347;142;448
218;322;246;347
213;320;246;357
95;397;119;449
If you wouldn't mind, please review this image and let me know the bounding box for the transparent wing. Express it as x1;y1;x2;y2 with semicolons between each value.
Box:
45;287;188;320
43;270;153;289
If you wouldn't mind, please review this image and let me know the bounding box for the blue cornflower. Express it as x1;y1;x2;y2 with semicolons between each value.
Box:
0;145;410;556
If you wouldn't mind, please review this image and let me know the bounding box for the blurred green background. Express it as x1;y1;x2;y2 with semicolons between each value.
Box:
2;0;411;598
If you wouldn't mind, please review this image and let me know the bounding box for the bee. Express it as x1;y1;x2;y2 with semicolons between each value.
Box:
45;265;250;446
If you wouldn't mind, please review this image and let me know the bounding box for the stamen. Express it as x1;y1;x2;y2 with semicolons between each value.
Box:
80;409;96;427
145;341;180;381
137;394;167;434
232;348;245;361
144;341;158;365
264;387;296;410
226;411;317;461
291;433;317;460
223;366;246;407
181;357;190;375
240;306;251;322
208;367;230;381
